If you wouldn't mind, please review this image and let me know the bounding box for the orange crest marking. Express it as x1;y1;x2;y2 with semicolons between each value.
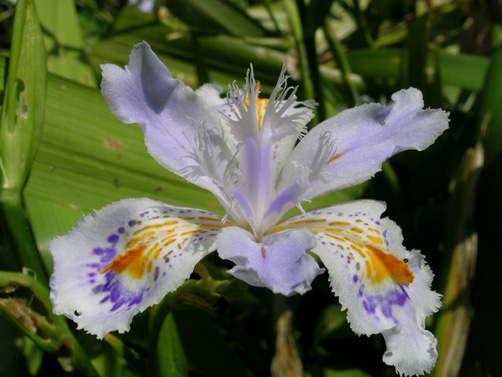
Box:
272;217;414;286
99;214;228;281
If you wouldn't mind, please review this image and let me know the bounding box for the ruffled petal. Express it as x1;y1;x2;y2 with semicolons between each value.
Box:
381;250;441;376
216;227;323;296
279;88;449;200
100;42;224;193
50;198;226;338
273;200;441;375
195;83;226;107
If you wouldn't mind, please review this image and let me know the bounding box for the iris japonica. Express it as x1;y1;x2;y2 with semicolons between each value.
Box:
50;42;449;376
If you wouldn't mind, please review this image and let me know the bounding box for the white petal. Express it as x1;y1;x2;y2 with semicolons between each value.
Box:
273;200;441;375
50;198;226;338
280;88;449;201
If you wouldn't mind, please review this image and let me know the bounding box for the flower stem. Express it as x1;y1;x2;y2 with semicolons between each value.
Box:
0;191;47;285
271;295;303;377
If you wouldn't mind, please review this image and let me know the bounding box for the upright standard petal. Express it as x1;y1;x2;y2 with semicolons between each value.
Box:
100;42;224;194
273;200;441;375
279;88;449;201
50;198;226;338
216;227;323;296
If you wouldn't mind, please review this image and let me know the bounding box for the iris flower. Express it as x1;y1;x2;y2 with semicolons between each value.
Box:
50;42;449;376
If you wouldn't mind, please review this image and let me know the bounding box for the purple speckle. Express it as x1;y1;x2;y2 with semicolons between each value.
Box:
117;227;125;234
362;296;376;314
353;275;358;283
358;285;364;297
100;295;110;304
128;220;137;227
86;263;101;269
110;300;125;312
387;289;408;307
375;221;380;225
88;273;96;277
107;234;119;244
100;254;115;263
110;286;120;302
128;295;143;306
89;279;95;284
360;287;409;323
105;270;114;279
93;248;104;255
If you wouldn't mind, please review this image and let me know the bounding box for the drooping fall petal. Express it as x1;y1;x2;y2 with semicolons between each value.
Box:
274;200;441;375
50;198;226;338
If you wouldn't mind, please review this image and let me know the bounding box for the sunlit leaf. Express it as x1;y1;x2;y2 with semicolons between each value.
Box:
34;0;97;86
155;312;188;377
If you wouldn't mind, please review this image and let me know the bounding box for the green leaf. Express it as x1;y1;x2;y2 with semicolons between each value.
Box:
104;334;148;376
321;368;372;377
439;52;489;92
347;49;489;91
164;0;265;37
477;44;502;163
22;336;43;376
0;0;47;283
34;0;97;86
156;312;188;377
401;12;441;108
0;0;46;193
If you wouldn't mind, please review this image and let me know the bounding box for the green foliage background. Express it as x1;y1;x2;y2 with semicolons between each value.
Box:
0;0;501;376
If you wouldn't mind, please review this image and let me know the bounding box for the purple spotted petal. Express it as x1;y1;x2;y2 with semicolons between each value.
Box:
275;200;441;375
216;227;323;296
49;198;224;338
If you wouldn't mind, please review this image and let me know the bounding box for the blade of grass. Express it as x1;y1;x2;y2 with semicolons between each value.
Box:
283;0;315;121
165;0;265;37
323;18;360;106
